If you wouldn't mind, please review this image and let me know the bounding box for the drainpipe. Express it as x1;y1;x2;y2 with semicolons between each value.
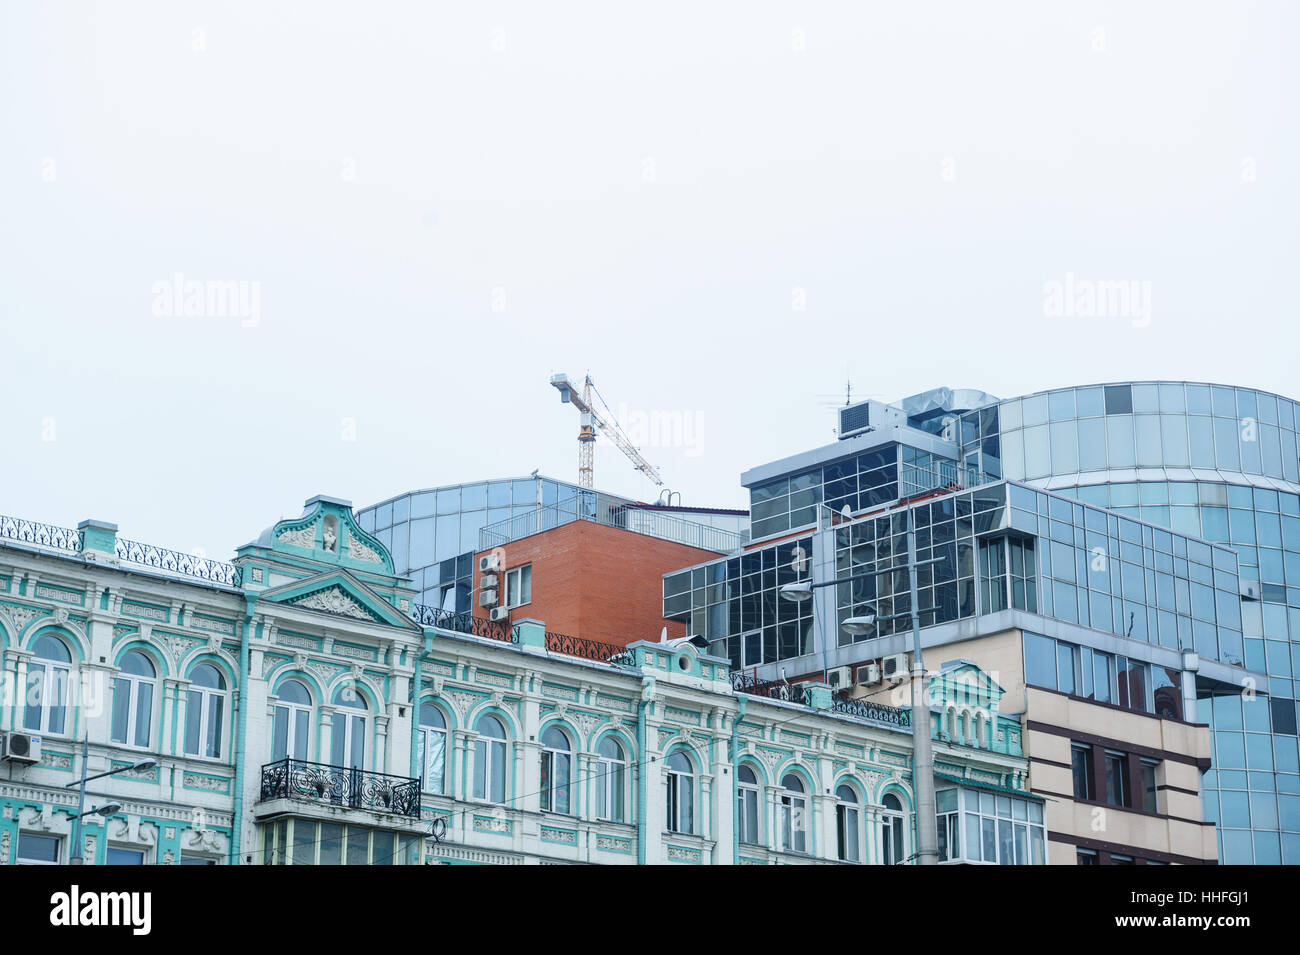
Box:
730;694;747;864
636;677;655;866
230;594;257;866
410;628;435;779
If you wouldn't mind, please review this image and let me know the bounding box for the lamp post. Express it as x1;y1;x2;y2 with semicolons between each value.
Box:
66;735;158;864
778;503;941;865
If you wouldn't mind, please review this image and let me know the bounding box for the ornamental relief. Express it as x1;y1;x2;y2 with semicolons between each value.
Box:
277;524;317;549
292;587;375;621
2;603;46;634
346;534;383;564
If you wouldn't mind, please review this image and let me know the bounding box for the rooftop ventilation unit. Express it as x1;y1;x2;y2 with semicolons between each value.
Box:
838;400;907;440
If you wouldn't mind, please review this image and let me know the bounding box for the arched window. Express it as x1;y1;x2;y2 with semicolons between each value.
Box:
418;704;448;794
474;714;507;804
185;664;227;759
272;679;313;762
330;686;367;770
23;634;72;735
665;751;694;834
836;785;860;862
779;773;808;854
881;793;906;865
596;736;627;823
539;726;572;814
737;765;760;845
111;650;156;748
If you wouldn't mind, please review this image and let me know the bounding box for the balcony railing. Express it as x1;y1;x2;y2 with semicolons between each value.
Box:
730;671;811;704
259;758;421;818
411;605;517;643
831;694;912;728
115;537;243;587
544;630;636;666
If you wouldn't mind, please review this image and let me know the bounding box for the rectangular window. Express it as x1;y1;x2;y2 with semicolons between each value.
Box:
1141;759;1159;813
105;847;145;865
1072;744;1095;800
16;833;60;865
1105;751;1130;807
505;564;532;608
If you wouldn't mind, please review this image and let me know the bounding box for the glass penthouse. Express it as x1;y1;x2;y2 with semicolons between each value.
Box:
664;382;1300;864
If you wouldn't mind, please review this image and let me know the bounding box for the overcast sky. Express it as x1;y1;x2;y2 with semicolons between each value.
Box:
2;1;1296;561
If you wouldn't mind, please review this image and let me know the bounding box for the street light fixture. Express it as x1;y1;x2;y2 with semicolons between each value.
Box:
781;501;942;865
65;740;161;865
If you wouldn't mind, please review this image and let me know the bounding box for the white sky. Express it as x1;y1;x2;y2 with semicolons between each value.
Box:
2;1;1297;561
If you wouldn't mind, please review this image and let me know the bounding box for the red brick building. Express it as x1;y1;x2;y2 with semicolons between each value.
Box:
473;520;729;647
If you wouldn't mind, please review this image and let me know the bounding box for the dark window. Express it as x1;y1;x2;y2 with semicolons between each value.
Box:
1104;385;1133;415
1105;752;1130;807
1077;849;1098;865
1025;633;1056;690
1072;745;1094;800
1141;760;1158;813
1271;698;1298;736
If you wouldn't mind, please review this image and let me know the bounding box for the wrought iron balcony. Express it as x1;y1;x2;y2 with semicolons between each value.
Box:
831;694;912;728
259;758;421;818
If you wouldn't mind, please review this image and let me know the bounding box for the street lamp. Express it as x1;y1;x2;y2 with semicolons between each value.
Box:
65;737;159;865
781;502;942;865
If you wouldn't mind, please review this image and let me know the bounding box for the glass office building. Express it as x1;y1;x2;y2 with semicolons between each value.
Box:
357;476;626;612
666;380;1298;863
964;382;1300;864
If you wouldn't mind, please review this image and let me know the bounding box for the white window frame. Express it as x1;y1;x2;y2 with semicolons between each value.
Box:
539;726;572;814
737;765;761;845
23;638;72;736
595;737;627;823
271;682;313;762
779;773;808;854
111;651;156;749
881;794;907;865
505;564;532;608
418;704;448;794
473;716;508;804
185;665;228;760
665;752;694;834
836;785;860;862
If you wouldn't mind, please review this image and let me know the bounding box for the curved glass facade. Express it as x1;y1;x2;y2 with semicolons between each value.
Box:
973;381;1300;864
357;477;611;610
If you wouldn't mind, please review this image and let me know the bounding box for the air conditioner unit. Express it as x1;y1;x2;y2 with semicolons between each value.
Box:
856;662;882;686
838;400;908;441
2;732;41;765
489;607;510;622
479;588;499;608
826;666;852;691
479;553;502;573
882;653;909;685
479;574;498;590
1239;580;1260;601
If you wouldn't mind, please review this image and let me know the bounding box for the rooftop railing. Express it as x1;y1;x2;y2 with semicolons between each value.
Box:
480;502;744;554
411;605;516;643
0;515;83;554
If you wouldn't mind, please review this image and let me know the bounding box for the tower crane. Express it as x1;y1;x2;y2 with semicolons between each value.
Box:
549;373;664;490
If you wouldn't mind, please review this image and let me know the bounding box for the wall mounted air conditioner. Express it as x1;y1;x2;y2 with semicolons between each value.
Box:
1;732;41;765
479;574;498;590
480;553;502;573
826;667;852;691
479;588;499;608
838;400;908;440
856;662;882;686
882;653;909;685
489;607;510;622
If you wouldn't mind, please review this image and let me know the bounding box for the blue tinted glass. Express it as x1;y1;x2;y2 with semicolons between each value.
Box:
1104;385;1133;415
1048;390;1076;421
1212;386;1237;416
488;483;510;507
1213;417;1241;469
1076;387;1105;417
461;484;487;509
1158;383;1186;413
1106;416;1136;467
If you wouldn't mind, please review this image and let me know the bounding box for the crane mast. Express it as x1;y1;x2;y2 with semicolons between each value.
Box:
549;373;664;489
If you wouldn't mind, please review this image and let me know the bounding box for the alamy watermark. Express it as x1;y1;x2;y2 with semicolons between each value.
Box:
152;273;260;327
1043;272;1151;328
615;403;704;458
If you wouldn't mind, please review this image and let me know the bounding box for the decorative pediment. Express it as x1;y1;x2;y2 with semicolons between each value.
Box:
258;569;417;630
239;495;394;575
